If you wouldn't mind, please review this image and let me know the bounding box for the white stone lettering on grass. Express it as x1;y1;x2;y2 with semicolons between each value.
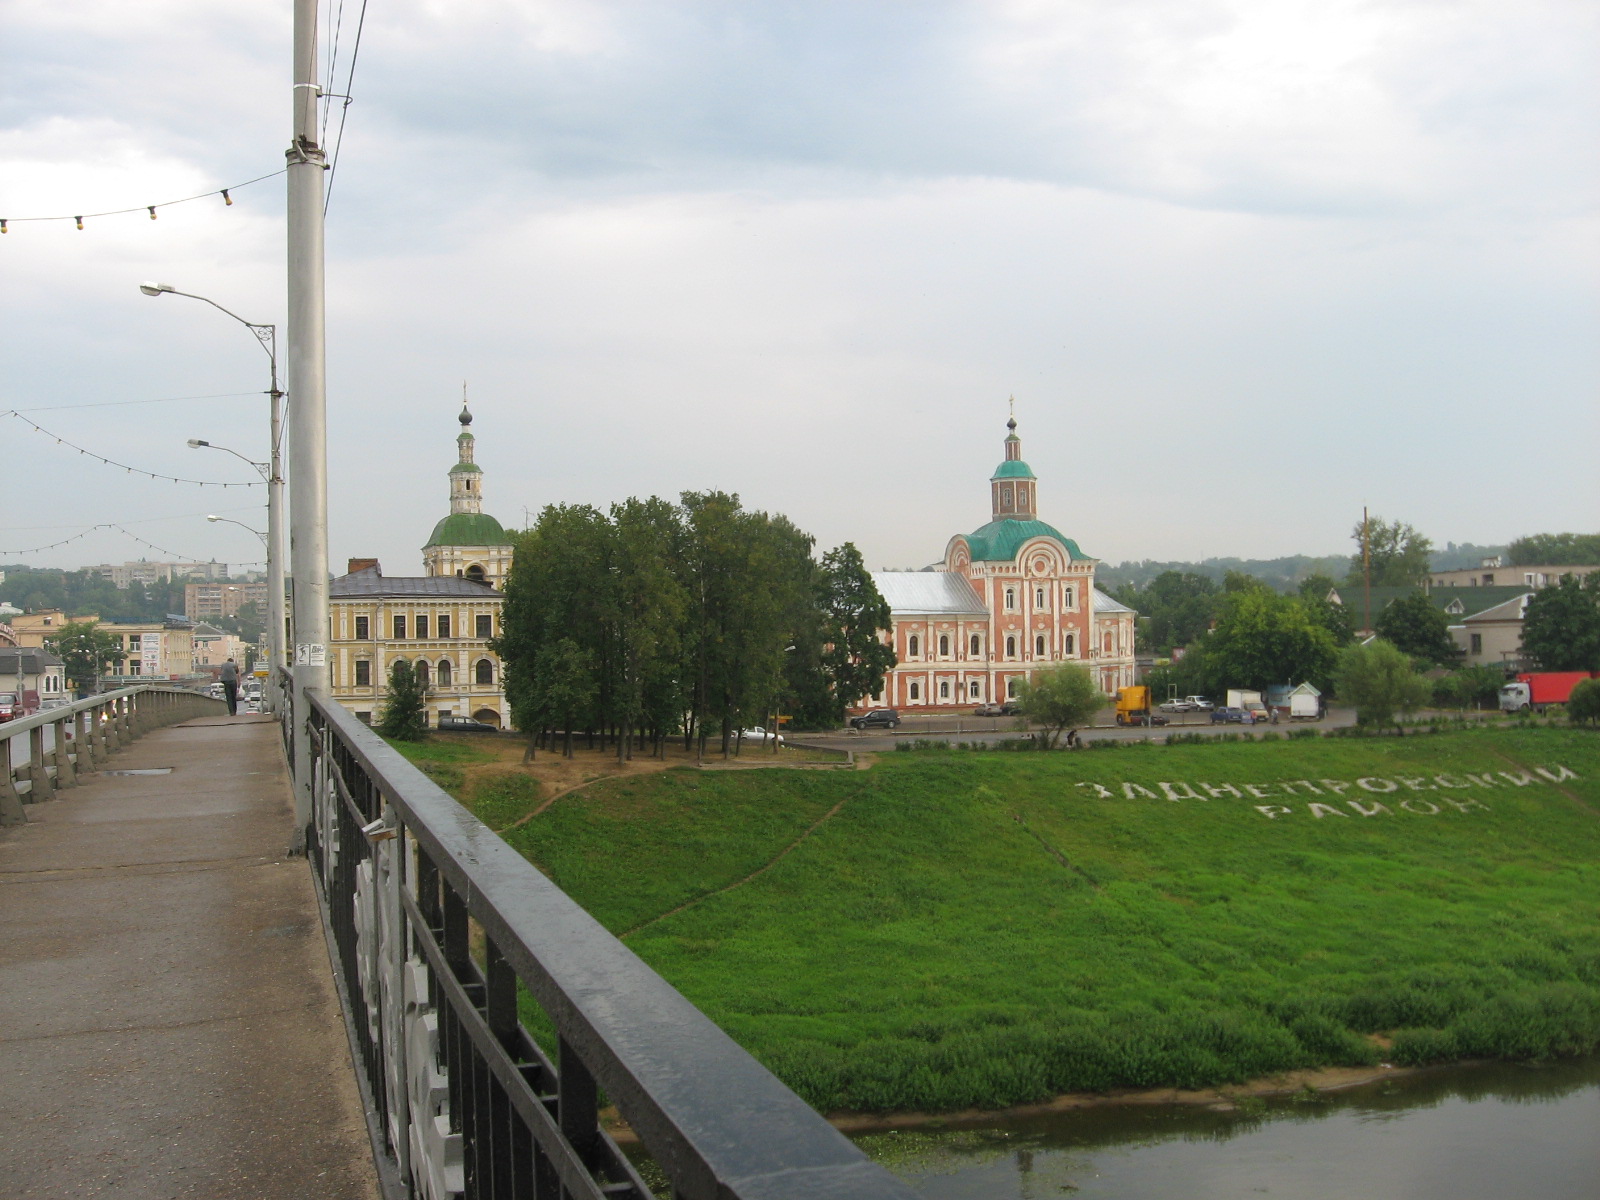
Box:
1308;803;1349;819
1201;782;1242;799
1123;782;1159;800
1357;777;1400;793
1445;797;1490;813
1255;805;1292;819
1076;782;1114;799
1319;780;1353;795
1398;776;1435;791
1281;780;1324;795
1537;766;1579;783
1244;784;1276;799
1463;773;1502;788
1434;774;1469;788
1499;771;1535;787
1401;798;1442;815
1160;782;1204;802
1347;799;1393;817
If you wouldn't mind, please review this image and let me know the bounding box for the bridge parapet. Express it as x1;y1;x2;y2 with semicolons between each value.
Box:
298;686;918;1200
1;685;226;824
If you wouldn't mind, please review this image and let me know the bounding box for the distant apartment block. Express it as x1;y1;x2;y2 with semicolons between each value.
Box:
1427;560;1599;590
86;560;231;588
185;581;269;621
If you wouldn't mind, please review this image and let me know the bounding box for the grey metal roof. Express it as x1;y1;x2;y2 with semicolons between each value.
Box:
1093;588;1134;615
0;649;65;672
871;572;987;615
330;568;500;600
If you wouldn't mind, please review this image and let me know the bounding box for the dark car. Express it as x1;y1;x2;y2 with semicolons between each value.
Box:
850;709;901;730
1210;707;1250;724
436;714;498;733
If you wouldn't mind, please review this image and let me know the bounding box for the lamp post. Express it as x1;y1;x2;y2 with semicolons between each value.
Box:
141;283;287;714
204;515;273;695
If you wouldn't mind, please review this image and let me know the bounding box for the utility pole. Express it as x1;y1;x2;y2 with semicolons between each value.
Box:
1362;506;1371;637
286;0;328;846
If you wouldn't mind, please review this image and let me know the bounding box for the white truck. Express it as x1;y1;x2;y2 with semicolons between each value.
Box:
1226;689;1271;723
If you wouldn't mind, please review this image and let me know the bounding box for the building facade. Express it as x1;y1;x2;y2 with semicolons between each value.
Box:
329;403;514;728
185;581;269;622
1427;562;1600;590
86;561;231;588
867;419;1136;709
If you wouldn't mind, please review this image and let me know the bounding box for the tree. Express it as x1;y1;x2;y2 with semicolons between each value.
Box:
1297;575;1354;646
1568;678;1600;728
1432;665;1503;711
1195;589;1339;694
1520;576;1600;671
1508;532;1600;566
1016;664;1104;749
1335;640;1433;730
44;621;123;694
791;542;896;727
1374;591;1457;665
1348;517;1434;588
377;660;428;741
1113;571;1218;655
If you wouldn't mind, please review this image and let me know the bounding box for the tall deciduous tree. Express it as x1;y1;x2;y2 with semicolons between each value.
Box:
1374;591;1457;665
377;660;428;741
794;542;896;727
1348;517;1434;587
1195;589;1339;693
1112;571;1218;655
1297;575;1354;646
1335;640;1433;730
1520;575;1600;671
44;620;123;694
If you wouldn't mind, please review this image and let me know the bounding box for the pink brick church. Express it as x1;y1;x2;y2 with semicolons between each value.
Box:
865;418;1136;711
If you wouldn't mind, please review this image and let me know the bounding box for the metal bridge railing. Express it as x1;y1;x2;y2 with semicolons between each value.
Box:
300;686;918;1200
1;685;227;825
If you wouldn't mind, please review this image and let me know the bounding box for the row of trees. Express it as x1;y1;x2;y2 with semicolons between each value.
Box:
491;492;895;760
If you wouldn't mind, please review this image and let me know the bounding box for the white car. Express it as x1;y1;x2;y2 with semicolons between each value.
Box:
737;726;784;745
1158;699;1195;713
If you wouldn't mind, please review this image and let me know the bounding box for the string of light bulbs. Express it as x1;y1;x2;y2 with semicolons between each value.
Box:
0;170;283;234
4;411;264;487
1;521;261;566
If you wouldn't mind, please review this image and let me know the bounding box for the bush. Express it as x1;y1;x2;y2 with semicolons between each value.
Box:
1569;678;1600;728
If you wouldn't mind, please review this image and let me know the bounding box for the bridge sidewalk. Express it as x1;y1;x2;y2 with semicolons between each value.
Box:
0;713;378;1199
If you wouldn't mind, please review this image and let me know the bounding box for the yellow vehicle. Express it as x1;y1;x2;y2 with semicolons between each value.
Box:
1114;685;1160;727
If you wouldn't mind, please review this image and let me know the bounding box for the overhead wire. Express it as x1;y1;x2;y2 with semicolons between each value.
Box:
0;171;283;233
5;392;261;413
4;412;265;487
1;521;263;566
324;0;371;213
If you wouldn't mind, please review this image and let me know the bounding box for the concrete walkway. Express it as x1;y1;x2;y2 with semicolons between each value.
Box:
0;714;378;1199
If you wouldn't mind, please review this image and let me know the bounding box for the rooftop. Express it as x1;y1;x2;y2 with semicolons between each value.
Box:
331;566;501;600
964;519;1091;564
423;511;511;549
870;572;987;615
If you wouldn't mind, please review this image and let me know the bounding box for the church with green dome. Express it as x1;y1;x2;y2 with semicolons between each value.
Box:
422;403;514;587
866;415;1137;710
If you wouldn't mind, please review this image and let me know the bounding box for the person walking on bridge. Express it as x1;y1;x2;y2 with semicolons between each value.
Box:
221;658;239;716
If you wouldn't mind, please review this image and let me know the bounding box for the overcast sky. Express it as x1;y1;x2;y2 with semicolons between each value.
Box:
3;0;1595;585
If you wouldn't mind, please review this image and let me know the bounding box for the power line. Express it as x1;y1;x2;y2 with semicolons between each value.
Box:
324;0;371;213
0;170;283;233
4;412;265;488
5;392;261;414
0;521;261;566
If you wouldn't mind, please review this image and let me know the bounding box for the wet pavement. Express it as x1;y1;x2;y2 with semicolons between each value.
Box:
0;714;378;1199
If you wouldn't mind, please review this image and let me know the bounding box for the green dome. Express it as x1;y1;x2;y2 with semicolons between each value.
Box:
424;512;511;549
991;459;1036;480
965;519;1089;563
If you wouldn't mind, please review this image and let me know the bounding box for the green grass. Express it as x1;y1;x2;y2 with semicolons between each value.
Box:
503;728;1600;1113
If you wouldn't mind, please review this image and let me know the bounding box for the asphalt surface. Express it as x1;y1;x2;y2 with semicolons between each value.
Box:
0;714;378;1200
797;706;1358;752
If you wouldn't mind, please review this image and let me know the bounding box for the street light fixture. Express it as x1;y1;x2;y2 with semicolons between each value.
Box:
142;281;287;713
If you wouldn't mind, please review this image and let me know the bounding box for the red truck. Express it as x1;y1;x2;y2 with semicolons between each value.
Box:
1498;672;1600;713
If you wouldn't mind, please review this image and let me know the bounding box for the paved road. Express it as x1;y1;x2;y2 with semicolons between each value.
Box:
795;706;1359;753
0;714;377;1200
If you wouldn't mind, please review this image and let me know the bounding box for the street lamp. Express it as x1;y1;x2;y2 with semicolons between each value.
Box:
142;282;287;713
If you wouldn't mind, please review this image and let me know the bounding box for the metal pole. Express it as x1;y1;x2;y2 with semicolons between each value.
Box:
267;342;288;717
287;0;328;849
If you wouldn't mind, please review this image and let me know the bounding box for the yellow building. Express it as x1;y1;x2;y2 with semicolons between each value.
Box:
329;403;513;727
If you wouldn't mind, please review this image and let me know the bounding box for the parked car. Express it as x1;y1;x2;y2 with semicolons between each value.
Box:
850;709;901;730
0;691;38;722
738;726;784;745
1158;698;1194;713
1210;706;1253;724
974;702;1006;716
437;714;497;733
1185;696;1215;710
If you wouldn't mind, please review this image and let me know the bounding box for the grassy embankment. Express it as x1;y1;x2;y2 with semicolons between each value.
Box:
402;728;1600;1114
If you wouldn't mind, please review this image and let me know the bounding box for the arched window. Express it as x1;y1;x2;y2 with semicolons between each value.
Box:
1004;587;1016;611
1065;633;1075;656
908;634;920;658
969;680;980;698
969;633;981;656
1005;635;1016;658
465;564;486;583
909;682;921;701
437;659;453;686
939;681;949;699
414;660;430;686
1035;634;1046;657
1006;678;1019;699
938;634;949;657
475;658;493;685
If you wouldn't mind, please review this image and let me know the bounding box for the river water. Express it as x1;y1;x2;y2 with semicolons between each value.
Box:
858;1056;1600;1199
